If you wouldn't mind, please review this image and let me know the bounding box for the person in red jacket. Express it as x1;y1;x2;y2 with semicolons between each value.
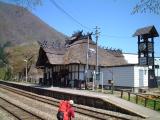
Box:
57;100;75;120
63;100;75;120
57;100;68;120
67;100;75;120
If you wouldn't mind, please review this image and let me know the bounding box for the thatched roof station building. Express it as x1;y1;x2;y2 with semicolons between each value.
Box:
36;31;127;88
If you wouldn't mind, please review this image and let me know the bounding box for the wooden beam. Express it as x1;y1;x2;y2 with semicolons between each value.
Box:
138;35;140;65
78;64;80;80
71;64;72;80
84;64;85;80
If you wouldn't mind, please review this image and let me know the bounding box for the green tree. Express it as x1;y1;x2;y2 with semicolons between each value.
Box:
0;42;10;67
0;42;12;80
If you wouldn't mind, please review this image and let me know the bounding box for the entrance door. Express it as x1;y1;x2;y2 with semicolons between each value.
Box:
139;70;144;87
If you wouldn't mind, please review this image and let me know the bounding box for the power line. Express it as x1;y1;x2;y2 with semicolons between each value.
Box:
100;34;133;39
49;0;135;39
50;0;136;40
50;0;91;31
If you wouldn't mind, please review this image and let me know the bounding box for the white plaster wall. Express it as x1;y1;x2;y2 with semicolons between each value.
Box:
134;66;148;87
101;66;134;87
155;58;160;77
123;53;138;64
101;66;148;88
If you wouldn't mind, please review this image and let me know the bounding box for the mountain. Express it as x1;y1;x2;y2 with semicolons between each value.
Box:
0;1;67;80
0;1;67;45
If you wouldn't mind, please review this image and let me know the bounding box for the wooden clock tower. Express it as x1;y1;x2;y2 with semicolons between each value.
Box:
134;26;159;87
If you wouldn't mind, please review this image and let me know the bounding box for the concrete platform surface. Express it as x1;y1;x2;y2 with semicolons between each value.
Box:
43;87;160;120
1;81;160;120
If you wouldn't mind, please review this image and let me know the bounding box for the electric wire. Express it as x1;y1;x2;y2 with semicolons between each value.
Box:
50;0;91;31
50;0;137;39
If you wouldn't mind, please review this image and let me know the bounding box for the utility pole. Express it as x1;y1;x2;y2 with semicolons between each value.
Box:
94;26;100;87
24;59;28;83
85;35;90;89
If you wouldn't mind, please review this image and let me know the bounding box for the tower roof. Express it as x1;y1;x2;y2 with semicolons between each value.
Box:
133;25;159;38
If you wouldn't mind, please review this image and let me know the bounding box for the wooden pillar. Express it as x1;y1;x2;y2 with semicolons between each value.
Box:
146;38;149;65
138;35;140;65
78;64;80;80
151;37;155;69
43;67;45;84
71;64;72;80
51;66;53;86
67;64;69;86
83;64;85;80
136;95;138;104
128;92;130;101
120;90;123;98
154;100;156;110
73;64;75;80
144;98;147;107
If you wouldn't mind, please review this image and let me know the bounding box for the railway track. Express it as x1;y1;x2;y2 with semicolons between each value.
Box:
0;97;43;120
0;84;140;120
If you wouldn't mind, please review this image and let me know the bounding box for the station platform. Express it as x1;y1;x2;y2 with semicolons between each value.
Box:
42;87;160;120
1;80;160;120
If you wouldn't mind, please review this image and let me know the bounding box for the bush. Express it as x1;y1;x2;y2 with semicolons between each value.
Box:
0;68;6;80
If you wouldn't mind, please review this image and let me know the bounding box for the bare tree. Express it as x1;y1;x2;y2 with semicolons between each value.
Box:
15;0;42;10
132;0;160;14
0;0;42;10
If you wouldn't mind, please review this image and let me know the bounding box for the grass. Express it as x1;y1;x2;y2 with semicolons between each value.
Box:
92;88;160;112
122;93;160;112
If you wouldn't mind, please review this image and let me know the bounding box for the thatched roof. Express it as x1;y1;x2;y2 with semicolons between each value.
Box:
133;25;159;38
36;36;127;67
36;47;66;67
62;38;127;66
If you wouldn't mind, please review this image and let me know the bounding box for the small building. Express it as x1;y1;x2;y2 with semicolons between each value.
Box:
123;53;160;86
100;64;148;92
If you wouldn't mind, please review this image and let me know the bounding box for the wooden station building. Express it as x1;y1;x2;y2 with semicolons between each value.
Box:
36;32;127;88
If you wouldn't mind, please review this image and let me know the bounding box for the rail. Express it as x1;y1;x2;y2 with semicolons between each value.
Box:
0;80;145;118
0;96;44;120
0;83;140;120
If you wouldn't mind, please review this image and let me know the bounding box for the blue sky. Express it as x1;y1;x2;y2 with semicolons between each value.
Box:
3;0;160;56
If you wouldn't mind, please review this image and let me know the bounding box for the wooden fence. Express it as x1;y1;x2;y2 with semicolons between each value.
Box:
120;89;160;110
